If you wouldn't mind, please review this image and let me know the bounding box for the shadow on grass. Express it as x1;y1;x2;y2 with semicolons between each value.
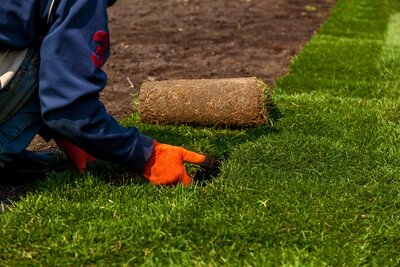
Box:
73;98;283;187
136;98;283;184
143;97;282;156
0;100;282;202
87;160;146;186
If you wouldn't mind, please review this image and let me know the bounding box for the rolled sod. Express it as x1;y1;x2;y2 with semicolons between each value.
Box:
139;77;268;127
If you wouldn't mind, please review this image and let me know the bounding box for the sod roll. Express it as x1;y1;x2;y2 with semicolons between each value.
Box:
139;77;267;127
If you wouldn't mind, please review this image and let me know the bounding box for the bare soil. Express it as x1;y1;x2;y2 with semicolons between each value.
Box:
104;0;334;119
2;0;335;200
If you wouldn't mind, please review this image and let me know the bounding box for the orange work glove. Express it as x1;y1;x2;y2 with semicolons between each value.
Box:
55;138;96;172
143;141;206;186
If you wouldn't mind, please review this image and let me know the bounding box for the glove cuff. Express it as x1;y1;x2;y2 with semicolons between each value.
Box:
143;140;159;171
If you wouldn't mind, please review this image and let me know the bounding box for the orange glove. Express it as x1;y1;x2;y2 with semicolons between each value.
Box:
55;138;96;172
143;141;206;186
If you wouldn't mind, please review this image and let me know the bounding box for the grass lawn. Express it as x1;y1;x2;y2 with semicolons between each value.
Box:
2;0;400;265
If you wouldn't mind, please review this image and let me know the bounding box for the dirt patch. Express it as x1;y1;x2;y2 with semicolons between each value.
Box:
103;0;334;119
4;0;335;200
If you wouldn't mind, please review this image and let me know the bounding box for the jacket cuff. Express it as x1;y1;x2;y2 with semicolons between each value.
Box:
108;0;117;7
133;134;154;169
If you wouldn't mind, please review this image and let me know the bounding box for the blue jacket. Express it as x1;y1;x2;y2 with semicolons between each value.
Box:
0;0;153;168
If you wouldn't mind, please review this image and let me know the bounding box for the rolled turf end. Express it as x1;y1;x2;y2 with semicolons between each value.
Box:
139;77;268;127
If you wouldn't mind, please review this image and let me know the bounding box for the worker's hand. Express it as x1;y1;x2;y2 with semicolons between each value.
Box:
55;138;96;172
143;141;206;186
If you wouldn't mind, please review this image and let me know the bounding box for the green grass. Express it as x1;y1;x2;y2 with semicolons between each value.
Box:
2;0;400;265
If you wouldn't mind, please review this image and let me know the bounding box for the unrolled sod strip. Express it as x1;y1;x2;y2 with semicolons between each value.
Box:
139;77;268;127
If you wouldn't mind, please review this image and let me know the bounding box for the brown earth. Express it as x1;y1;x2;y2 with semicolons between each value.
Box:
2;0;335;200
104;0;334;119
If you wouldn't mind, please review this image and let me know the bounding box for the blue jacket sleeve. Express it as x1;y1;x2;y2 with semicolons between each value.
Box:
39;0;153;168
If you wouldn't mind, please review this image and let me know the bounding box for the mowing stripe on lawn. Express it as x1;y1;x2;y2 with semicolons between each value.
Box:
385;12;400;48
381;12;400;88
